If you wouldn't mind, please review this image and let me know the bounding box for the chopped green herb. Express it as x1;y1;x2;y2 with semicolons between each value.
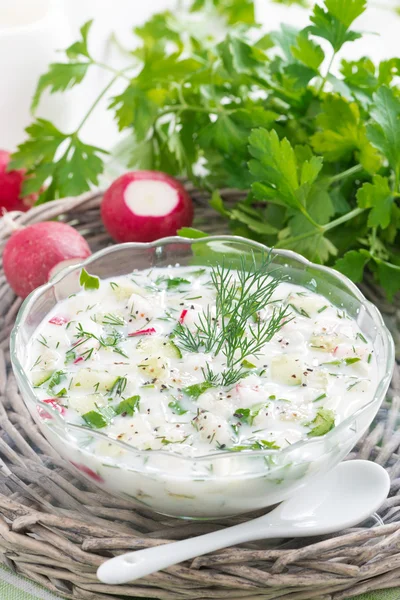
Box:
233;403;266;425
356;332;368;344
288;303;310;318
313;393;327;403
230;439;280;452
367;353;372;364
54;387;67;398
113;347;129;359
109;376;128;396
115;395;140;416
37;334;49;348
190;269;206;277
347;380;361;391
80;268;100;291
306;409;335;437
323;357;361;367
30;356;42;370
47;370;66;392
82;410;107;429
160;436;189;445
317;305;328;313
168;399;188;415
109;281;119;290
241;359;256;369
102;313;125;326
185;296;203;301
184;381;214;399
82;347;94;361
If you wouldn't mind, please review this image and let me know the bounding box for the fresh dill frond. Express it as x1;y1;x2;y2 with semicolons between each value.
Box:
175;252;291;387
102;313;125;327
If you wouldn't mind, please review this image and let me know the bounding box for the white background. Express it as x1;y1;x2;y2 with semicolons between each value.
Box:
0;0;399;152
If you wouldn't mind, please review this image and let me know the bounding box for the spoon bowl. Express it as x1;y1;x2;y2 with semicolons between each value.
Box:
97;460;390;585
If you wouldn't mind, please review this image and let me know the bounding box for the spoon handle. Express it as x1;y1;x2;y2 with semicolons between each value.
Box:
97;517;270;585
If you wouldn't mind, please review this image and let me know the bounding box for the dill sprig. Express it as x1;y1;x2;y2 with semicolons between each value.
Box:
175;253;292;387
102;313;125;327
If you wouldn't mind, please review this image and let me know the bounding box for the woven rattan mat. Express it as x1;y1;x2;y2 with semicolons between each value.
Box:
0;188;399;600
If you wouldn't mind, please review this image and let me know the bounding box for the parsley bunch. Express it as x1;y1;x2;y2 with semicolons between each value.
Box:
10;0;400;298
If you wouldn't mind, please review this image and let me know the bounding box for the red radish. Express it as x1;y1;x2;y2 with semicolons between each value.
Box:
70;461;105;483
3;221;91;298
37;399;66;420
74;357;84;364
49;316;69;326
179;309;188;324
128;327;156;337
101;171;194;243
0;150;37;213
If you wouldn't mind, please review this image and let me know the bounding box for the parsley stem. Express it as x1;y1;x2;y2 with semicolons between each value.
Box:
328;164;363;184
75;73;123;134
276;207;366;249
317;51;336;95
156;104;233;120
323;207;365;232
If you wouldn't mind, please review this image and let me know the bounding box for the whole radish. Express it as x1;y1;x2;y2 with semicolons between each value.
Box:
101;171;194;243
3;221;91;298
0;150;37;212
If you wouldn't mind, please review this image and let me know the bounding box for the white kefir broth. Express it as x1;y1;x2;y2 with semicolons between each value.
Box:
25;265;378;516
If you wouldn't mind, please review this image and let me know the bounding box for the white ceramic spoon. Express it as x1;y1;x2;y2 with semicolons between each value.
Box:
97;460;390;585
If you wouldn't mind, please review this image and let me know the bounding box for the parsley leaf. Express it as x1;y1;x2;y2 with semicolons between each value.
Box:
367;86;400;176
184;381;214;399
168;399;188;415
335;250;371;282
307;408;335;437
115;395;140;416
82;410;108;429
80;269;100;291
357;175;393;229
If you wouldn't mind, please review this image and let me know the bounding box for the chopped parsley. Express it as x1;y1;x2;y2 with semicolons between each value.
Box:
80;268;100;291
184;381;214;399
306;409;335;437
168;399;188;415
115;395;140;416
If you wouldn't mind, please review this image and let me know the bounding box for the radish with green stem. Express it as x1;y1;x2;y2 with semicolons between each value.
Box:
101;171;194;243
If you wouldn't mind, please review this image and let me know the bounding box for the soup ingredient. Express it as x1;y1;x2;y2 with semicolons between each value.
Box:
9;0;400;299
100;171;193;243
3;222;91;298
0;150;36;212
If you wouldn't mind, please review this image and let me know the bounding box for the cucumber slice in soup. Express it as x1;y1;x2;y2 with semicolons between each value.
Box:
137;357;168;379
137;338;182;359
71;368;116;392
31;370;54;387
271;355;303;386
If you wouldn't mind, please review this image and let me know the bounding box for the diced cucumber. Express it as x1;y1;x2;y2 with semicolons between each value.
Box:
310;334;340;352
112;282;144;301
287;294;327;317
69;393;107;415
31;370;54;387
137;357;168;379
271;355;303;386
71;368;116;392
137;338;182;359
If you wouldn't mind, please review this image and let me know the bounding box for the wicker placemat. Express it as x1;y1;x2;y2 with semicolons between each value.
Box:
0;188;400;600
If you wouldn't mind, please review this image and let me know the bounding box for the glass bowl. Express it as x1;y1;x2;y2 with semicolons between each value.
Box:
10;236;395;519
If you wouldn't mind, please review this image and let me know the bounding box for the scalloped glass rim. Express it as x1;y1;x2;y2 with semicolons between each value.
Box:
10;235;395;462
